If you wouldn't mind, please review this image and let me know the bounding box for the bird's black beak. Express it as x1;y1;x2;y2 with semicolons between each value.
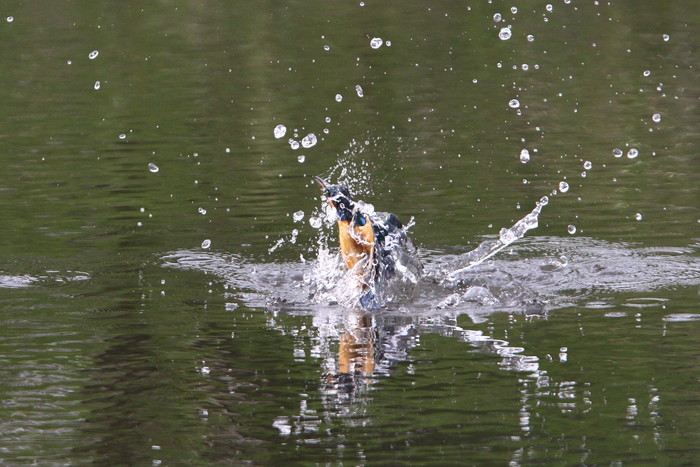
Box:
314;176;330;192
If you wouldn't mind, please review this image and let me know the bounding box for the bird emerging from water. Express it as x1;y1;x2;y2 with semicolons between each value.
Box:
314;176;422;308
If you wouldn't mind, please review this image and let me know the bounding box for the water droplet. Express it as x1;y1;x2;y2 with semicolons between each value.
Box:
118;133;126;140
200;366;211;375
509;99;520;109
301;133;317;148
6;16;14;23
583;160;592;170
201;239;211;249
493;13;502;22
511;7;518;14
293;210;305;222
323;45;330;51
652;113;661;123
289;139;300;150
499;27;512;41
148;163;159;173
273;124;287;139
335;93;343;102
370;37;383;49
643;70;651;77
539;196;549;206
198;207;207;215
567;224;577;234
93;80;101;90
635;213;643;221
527;34;535;42
297;155;306;163
546;3;553;12
309;217;322;229
325;116;331;123
627;148;639;159
519;149;530;163
385;40;392;47
559;181;569;193
662;34;670;42
88;50;99;60
355;84;364;97
612;148;623;158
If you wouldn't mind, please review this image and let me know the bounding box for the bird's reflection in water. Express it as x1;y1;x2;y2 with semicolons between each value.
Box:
326;312;377;396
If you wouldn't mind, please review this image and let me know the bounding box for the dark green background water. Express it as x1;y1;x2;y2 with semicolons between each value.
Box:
1;1;698;465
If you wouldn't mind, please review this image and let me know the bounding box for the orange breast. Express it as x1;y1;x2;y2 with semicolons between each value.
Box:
337;219;375;274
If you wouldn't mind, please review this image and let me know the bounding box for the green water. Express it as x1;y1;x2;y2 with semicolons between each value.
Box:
1;1;699;465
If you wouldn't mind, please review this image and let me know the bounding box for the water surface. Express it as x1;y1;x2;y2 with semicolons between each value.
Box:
0;1;699;465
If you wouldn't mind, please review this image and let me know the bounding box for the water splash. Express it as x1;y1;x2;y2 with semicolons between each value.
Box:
444;196;548;282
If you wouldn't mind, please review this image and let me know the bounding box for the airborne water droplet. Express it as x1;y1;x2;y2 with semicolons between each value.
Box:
635;213;643;221
89;50;99;60
293;210;305;222
201;239;211;249
309;217;322;229
301;133;317;148
335;93;343;102
509;99;520;108
93;80;101;90
519;149;530;163
370;37;383;49
627;148;639;159
499;27;512;41
297;155;306;163
148;163;159;173
652;113;661;123
356;85;364;97
567;224;577;234
583;160;592;170
559;181;569;193
612;148;623;158
273;124;287;139
198;207;207;215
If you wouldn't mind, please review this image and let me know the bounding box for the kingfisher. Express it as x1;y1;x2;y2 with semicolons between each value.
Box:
314;176;422;307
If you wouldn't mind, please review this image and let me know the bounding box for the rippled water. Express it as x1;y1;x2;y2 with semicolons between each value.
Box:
1;1;699;464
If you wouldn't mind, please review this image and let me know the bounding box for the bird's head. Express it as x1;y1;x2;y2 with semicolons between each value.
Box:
314;176;355;222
